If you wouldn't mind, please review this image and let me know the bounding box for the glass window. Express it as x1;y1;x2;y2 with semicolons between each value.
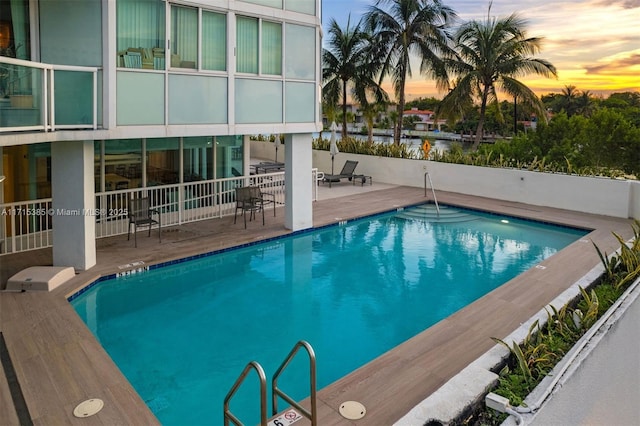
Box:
202;11;226;71
286;0;315;15
235;79;282;123
285;81;315;122
117;0;165;69
0;0;31;60
285;23;315;80
147;138;179;186
237;16;283;75
171;5;198;69
240;0;282;8
215;136;243;179
261;21;282;75
103;139;142;191
2;144;49;202
117;71;165;125
236;16;258;73
168;74;227;124
184;137;213;182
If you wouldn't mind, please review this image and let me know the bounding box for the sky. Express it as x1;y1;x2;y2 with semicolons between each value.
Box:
321;0;640;100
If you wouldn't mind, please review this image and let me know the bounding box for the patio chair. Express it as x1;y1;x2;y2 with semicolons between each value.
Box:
234;186;270;228
322;160;359;187
127;197;161;247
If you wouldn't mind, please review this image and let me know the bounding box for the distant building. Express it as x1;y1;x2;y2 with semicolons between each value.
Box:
403;108;445;131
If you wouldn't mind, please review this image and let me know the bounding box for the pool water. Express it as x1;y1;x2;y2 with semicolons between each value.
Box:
71;204;587;425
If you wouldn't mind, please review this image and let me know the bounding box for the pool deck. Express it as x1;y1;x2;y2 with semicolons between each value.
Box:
0;184;635;425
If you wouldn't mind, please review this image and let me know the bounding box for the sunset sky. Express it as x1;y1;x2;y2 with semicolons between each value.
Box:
322;0;640;100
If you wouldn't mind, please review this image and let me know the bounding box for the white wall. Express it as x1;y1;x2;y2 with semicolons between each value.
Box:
251;138;286;162
309;149;639;220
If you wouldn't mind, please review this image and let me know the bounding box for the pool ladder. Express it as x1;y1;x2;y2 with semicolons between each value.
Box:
223;340;317;426
424;172;440;217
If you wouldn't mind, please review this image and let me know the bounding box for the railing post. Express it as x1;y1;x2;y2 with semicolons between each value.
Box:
272;340;317;426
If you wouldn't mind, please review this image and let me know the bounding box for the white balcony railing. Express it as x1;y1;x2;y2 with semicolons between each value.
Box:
0;172;286;255
0;56;99;132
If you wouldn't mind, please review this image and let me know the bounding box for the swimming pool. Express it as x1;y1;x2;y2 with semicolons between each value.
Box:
71;204;587;425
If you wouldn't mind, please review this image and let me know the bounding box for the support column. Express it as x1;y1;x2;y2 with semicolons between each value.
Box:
284;133;313;231
51;141;96;270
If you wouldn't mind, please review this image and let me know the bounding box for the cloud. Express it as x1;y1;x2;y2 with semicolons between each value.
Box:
585;51;640;75
593;0;640;8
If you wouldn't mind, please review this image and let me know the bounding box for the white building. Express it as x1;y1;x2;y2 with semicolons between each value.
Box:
403;107;444;131
0;0;322;269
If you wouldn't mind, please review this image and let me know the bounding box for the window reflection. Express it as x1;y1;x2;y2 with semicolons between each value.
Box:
147;138;179;186
184;136;213;182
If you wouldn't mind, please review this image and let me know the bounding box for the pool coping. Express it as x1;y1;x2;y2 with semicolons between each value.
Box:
1;187;635;425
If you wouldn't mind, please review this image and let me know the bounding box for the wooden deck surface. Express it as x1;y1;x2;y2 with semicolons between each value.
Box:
0;185;634;425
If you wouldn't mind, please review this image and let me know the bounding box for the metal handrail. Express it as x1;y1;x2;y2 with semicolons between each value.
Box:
223;361;268;426
272;340;317;426
424;172;440;217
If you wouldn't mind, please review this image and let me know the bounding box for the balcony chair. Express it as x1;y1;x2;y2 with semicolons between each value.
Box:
127;197;161;247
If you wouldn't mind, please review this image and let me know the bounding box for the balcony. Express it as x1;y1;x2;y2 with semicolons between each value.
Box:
0;56;100;133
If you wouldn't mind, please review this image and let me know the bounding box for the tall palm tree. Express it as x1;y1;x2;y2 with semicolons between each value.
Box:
559;84;581;117
576;90;597;117
323;16;375;139
365;0;457;145
439;9;557;150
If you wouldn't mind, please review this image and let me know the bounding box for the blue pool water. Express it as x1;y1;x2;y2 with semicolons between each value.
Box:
71;205;587;425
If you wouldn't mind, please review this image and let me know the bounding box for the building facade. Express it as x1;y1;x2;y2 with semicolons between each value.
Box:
0;0;323;269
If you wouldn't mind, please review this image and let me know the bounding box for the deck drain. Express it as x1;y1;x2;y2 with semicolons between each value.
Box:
339;400;366;420
73;398;104;418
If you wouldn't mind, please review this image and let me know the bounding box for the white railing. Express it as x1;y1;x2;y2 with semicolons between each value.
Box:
0;172;285;255
312;168;323;201
0;199;53;254
0;56;100;132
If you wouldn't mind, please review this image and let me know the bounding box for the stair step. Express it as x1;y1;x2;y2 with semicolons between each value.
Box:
396;204;479;224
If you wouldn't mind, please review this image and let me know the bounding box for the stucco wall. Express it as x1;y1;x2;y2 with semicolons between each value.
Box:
310;150;639;220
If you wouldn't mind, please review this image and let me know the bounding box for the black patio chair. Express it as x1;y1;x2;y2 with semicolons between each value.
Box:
321;160;359;187
127;197;161;247
234;186;269;228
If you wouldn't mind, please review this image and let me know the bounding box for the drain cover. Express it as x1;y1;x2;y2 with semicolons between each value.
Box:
339;400;366;420
73;398;104;418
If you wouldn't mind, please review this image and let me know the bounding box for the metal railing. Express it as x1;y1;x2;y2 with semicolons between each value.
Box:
0;171;285;255
223;361;268;426
424;171;440;217
272;340;317;426
222;340;317;426
0;56;99;132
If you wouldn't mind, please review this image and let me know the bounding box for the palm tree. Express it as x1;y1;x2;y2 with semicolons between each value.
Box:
323;16;373;139
365;0;457;145
559;84;581;117
439;8;557;150
576;89;597;117
359;101;387;143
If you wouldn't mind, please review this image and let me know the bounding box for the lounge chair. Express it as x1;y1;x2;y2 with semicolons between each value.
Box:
127;197;161;247
322;160;359;187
